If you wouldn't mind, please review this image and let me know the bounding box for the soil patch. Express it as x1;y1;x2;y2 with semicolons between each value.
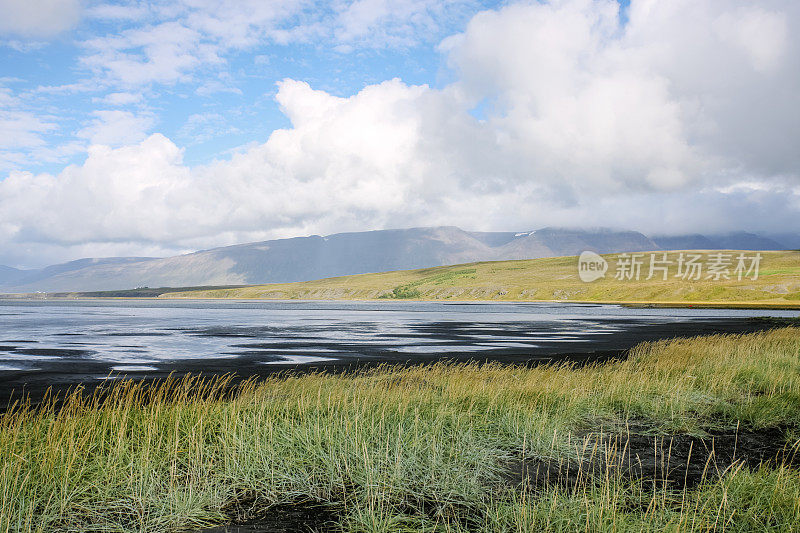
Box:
507;426;800;491
195;501;339;533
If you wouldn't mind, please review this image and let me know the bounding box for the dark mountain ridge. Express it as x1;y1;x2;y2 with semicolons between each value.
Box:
1;227;796;293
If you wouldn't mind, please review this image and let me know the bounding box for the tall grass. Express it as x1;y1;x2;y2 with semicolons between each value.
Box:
1;328;799;531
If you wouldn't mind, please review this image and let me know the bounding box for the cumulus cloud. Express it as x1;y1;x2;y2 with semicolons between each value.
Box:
622;0;800;179
0;79;477;252
0;0;82;38
1;0;799;265
446;0;800;196
0;135;192;246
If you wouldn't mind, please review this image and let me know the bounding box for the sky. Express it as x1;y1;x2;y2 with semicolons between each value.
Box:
0;0;798;268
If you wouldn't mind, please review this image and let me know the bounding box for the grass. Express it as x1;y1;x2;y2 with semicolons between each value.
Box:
1;328;800;531
161;250;800;307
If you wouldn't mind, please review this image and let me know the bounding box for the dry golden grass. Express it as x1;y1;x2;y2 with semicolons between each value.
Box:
162;250;800;306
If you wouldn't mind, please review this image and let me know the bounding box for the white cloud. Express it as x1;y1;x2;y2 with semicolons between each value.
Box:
77;1;310;89
0;86;60;171
333;0;476;48
76;109;155;146
1;0;799;265
0;110;54;150
86;3;150;22
0;0;82;38
75;0;478;91
195;76;243;96
180;0;311;48
178;112;240;143
3;39;48;52
714;7;788;73
0;135;192;245
80;21;216;87
445;0;700;195
621;0;800;179
94;92;144;106
0;80;467;249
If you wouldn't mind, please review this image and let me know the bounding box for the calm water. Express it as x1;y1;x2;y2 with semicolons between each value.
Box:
0;299;796;395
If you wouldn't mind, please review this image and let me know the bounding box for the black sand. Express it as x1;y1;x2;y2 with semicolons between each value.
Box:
1;316;793;409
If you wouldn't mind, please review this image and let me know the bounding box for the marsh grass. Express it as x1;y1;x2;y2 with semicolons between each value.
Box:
1;328;800;531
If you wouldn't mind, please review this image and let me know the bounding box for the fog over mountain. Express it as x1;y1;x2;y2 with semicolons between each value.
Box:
0;227;796;293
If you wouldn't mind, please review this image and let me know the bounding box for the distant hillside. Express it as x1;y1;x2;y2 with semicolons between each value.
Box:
499;228;658;260
1;226;797;293
163;250;800;306
653;232;786;251
768;233;800;249
0;265;25;285
0;227;662;292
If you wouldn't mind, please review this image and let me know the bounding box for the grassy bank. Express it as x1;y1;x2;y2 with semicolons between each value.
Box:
1;328;800;531
161;250;800;306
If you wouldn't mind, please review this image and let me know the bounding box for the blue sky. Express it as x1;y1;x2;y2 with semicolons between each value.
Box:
0;0;797;268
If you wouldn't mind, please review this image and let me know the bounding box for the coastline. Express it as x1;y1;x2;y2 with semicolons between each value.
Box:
1;310;796;409
3;294;800;310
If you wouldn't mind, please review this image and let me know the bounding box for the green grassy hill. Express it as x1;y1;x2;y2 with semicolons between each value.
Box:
161;250;800;307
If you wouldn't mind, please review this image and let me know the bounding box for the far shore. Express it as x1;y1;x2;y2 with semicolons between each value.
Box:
3;294;800;310
3;250;799;308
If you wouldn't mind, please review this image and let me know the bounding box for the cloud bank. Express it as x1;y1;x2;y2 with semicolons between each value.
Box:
1;0;799;266
0;0;83;38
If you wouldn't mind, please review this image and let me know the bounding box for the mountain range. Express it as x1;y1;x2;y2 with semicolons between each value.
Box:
0;227;797;293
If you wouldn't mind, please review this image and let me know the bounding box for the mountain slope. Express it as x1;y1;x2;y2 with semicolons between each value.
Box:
653;232;787;251
1;227;498;292
162;250;800;306
1;227;795;293
652;234;717;250
767;233;800;249
0;265;27;285
497;228;658;259
10;257;157;287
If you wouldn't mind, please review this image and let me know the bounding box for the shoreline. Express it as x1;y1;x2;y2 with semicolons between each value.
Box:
1;315;796;409
3;294;800;310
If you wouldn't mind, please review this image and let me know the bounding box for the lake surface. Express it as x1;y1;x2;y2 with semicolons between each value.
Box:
0;299;797;402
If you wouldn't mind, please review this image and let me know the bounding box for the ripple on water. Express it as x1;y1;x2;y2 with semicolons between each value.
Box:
0;364;36;371
102;332;171;337
13;348;92;357
259;355;335;365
